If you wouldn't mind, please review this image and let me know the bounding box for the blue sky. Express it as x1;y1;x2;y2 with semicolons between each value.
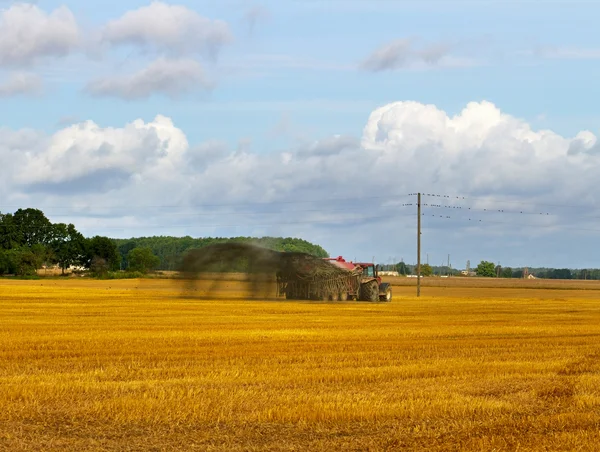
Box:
1;0;600;269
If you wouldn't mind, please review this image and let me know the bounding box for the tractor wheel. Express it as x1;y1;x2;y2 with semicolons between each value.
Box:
360;281;379;302
380;288;392;302
338;292;348;301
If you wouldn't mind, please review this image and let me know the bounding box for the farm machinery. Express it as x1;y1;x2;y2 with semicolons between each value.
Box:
179;243;392;302
276;256;392;302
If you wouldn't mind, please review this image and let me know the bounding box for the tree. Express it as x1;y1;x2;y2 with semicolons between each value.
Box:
12;208;53;247
548;268;572;280
51;223;87;274
118;240;138;270
127;247;160;273
0;212;19;250
476;261;496;277
420;263;433;277
86;236;120;271
501;267;513;278
396;261;409;275
0;250;11;275
8;248;38;276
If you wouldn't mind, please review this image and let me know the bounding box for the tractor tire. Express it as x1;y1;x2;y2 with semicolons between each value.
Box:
360;281;379;302
380;288;392;302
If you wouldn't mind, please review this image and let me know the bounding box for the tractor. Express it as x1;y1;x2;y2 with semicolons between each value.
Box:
278;256;392;302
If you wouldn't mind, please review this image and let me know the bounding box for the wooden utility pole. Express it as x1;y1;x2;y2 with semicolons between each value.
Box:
417;192;421;297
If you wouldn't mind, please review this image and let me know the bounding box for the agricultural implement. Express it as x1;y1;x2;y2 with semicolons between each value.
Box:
277;256;392;302
179;243;392;302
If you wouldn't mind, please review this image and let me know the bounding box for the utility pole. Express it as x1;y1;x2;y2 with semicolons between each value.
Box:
417;192;421;297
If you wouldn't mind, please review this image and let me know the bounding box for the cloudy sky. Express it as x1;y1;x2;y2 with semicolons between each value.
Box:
1;0;600;269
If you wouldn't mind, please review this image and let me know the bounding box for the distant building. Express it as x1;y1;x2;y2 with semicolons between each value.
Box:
379;271;400;276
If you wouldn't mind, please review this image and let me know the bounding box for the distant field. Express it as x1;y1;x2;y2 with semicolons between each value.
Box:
387;275;600;290
1;278;599;451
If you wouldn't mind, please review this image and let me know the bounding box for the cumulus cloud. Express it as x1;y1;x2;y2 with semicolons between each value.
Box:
15;115;187;187
4;101;599;206
101;1;233;59
85;58;211;100
0;3;80;67
0;72;43;97
3;101;600;265
361;39;469;71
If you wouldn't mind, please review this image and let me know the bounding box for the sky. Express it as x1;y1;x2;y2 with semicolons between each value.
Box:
1;0;600;269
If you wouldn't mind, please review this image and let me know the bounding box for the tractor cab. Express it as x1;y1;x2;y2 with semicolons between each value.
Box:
356;263;381;284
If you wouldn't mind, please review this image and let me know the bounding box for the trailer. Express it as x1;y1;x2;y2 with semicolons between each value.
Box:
277;256;392;302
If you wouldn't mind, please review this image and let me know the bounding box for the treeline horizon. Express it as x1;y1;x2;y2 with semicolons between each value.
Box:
113;236;329;271
0;208;329;276
379;262;600;280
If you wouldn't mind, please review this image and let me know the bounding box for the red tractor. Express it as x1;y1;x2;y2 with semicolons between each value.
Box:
277;256;392;302
325;257;392;302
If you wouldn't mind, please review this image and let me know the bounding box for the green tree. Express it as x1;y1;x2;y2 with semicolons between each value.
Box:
86;236;120;271
117;240;138;270
0;212;19;250
476;261;496;277
127;247;160;273
51;223;87;274
396;261;409;275
8;247;38;276
420;263;433;277
501;267;513;278
549;268;572;280
0;250;11;275
12;208;54;247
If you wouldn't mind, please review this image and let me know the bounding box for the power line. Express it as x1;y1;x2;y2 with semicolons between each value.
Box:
422;203;553;216
421;212;600;234
421;192;589;209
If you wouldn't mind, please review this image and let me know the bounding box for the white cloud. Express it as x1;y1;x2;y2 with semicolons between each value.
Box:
4;100;600;208
2;101;600;266
15;115;187;187
102;1;233;59
0;4;80;67
361;39;474;71
0;72;43;97
85;58;211;100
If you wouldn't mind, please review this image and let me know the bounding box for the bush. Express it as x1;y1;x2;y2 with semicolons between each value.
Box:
127;247;160;273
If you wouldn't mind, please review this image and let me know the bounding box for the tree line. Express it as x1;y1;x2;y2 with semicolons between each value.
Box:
0;208;329;276
0;208;127;276
380;260;600;280
112;236;329;271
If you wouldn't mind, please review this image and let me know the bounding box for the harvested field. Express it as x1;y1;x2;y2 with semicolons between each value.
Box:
1;278;600;451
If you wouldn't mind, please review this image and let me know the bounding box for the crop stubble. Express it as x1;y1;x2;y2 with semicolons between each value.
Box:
0;278;599;451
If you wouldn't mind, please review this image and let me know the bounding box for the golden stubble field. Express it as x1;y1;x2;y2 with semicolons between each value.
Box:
1;277;600;451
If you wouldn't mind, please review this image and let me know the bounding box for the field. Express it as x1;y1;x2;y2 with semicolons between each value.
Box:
1;277;600;451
